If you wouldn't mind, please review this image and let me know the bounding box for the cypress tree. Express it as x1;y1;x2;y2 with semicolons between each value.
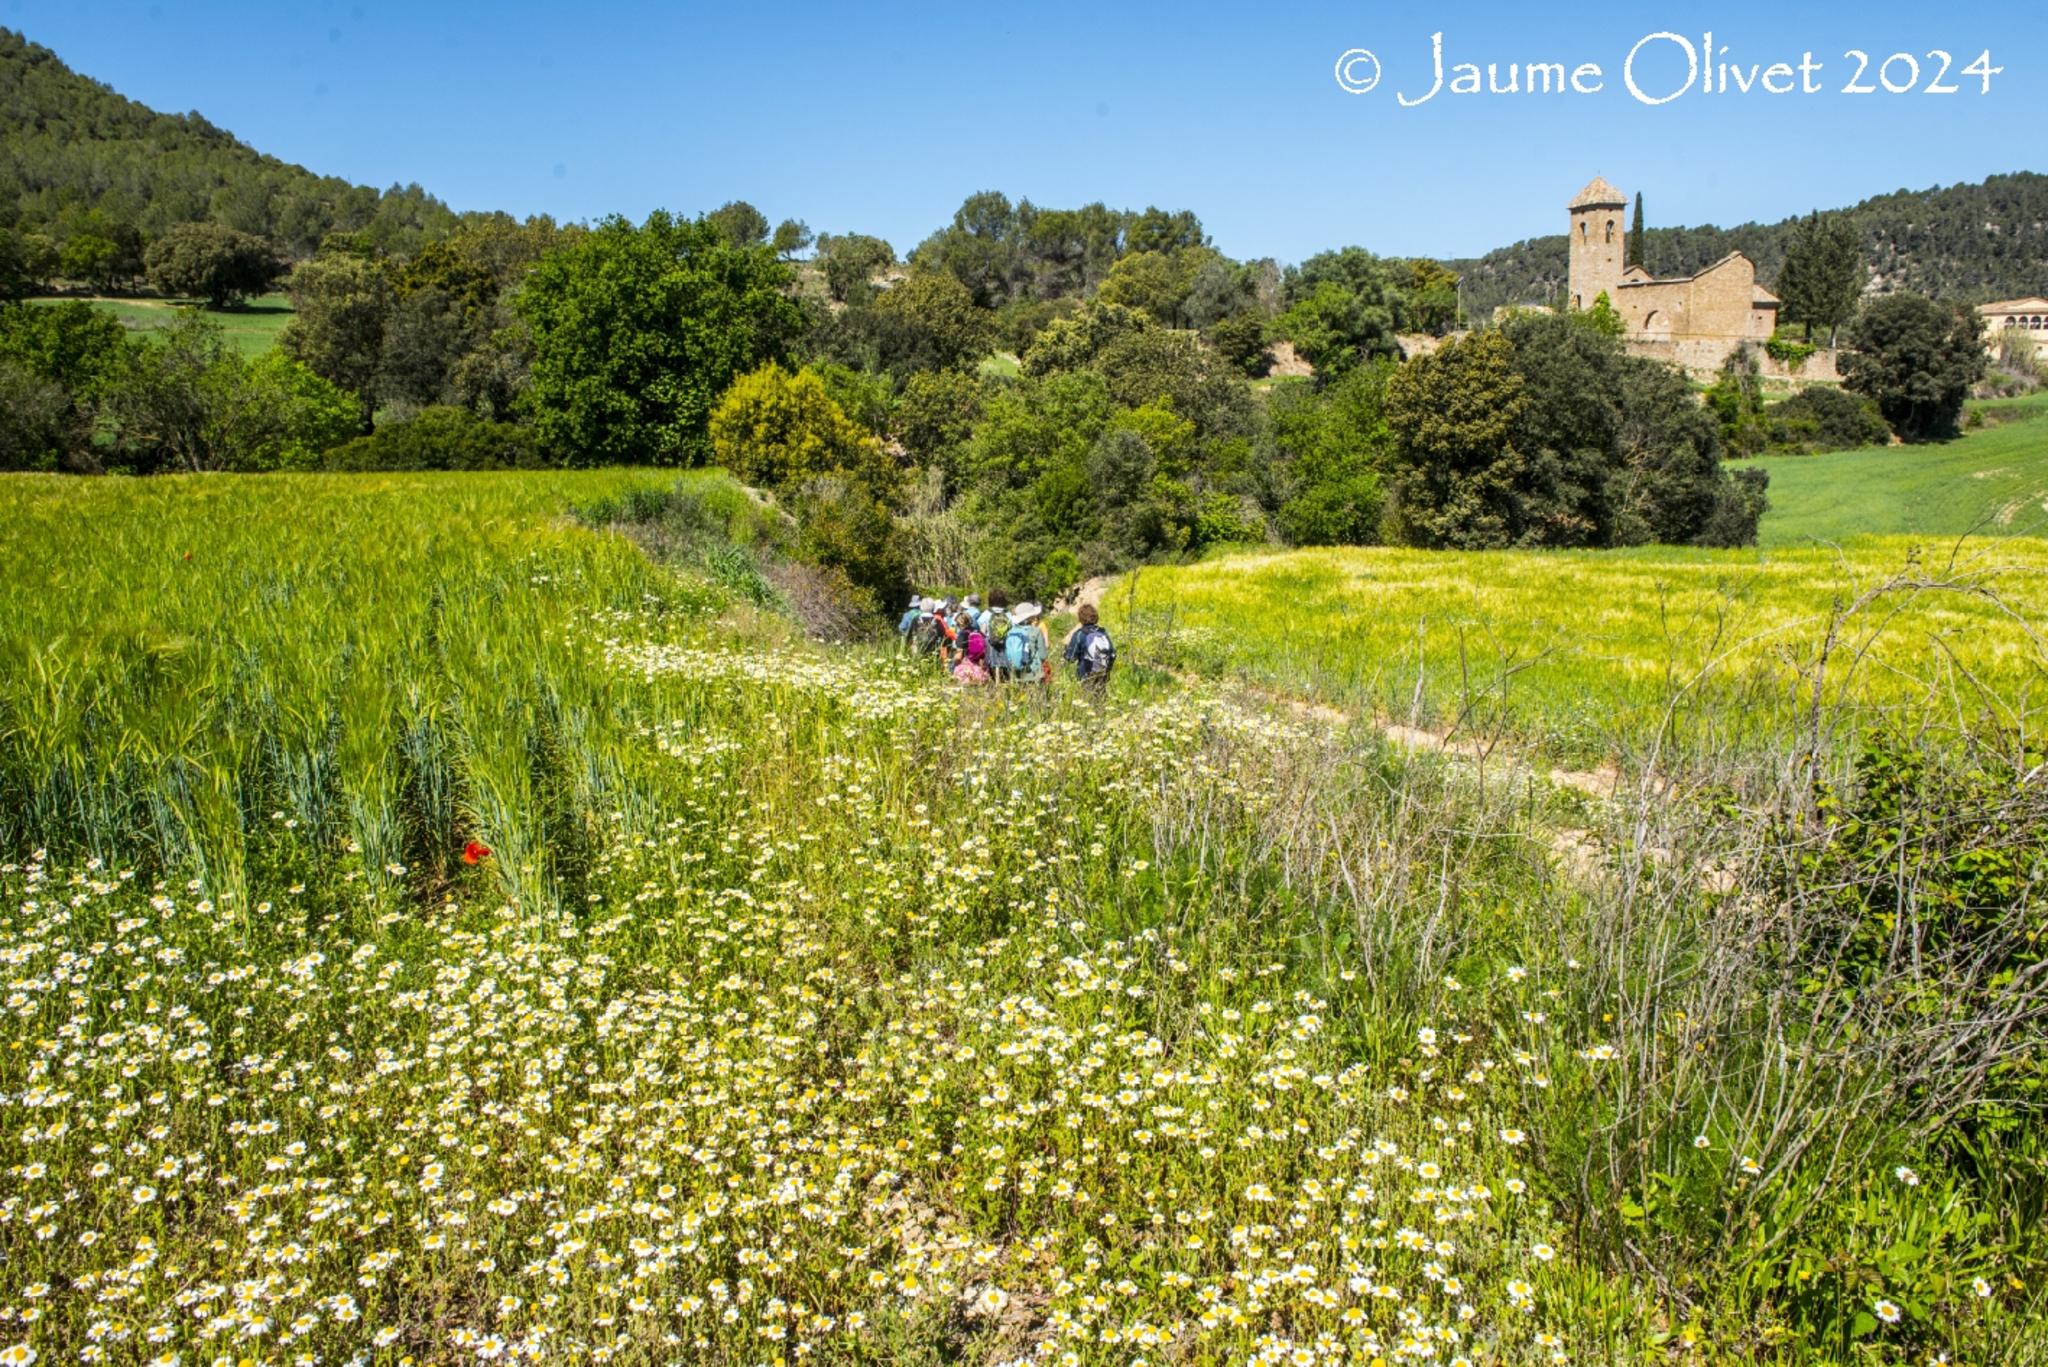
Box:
1627;193;1646;271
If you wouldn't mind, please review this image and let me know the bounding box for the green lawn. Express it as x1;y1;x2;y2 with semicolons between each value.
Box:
1750;391;2048;546
29;292;295;357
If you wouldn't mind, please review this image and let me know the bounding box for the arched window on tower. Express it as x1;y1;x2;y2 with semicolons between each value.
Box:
1580;223;1587;241
1605;220;1615;243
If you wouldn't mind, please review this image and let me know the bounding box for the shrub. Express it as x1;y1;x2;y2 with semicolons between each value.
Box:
1696;466;1770;547
1842;294;1988;441
100;312;358;473
1765;332;1818;370
709;362;887;496
789;473;909;623
1193;491;1269;549
1765;385;1892;454
0;301;127;471
1705;346;1769;458
321;406;543;471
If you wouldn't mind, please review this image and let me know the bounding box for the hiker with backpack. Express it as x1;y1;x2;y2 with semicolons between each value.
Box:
1004;601;1049;688
897;594;924;651
910;598;948;661
936;598;964;667
953;631;993;685
981;590;1015;681
1063;603;1116;695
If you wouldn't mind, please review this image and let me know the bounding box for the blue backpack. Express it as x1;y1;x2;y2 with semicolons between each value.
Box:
1005;622;1044;676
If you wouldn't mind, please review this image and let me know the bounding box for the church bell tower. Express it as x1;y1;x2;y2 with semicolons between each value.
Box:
1567;176;1627;311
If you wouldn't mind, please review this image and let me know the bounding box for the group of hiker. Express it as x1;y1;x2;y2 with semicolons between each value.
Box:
897;591;1117;693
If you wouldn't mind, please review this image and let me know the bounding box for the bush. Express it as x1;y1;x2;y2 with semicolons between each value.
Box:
1842;294;1988;441
1193;491;1269;549
321;406;543;471
100;313;358;473
790;473;909;621
1277;475;1382;546
709;362;891;498
1765;385;1892;454
0;301;127;471
1204;312;1272;377
0;362;73;471
1764;332;1818;370
1696;466;1770;547
1705;346;1769;458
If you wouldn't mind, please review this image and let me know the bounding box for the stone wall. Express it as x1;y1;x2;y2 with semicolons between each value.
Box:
1624;337;1841;383
1614;257;1775;346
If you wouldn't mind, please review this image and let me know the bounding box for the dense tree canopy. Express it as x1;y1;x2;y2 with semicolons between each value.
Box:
1383;317;1766;550
1;29;458;258
516;211;804;466
98;312;357;472
279;254;393;430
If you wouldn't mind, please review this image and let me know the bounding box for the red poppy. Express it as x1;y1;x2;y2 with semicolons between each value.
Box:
462;840;491;865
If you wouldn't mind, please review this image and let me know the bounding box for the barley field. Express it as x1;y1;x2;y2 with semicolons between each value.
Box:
0;472;2043;1365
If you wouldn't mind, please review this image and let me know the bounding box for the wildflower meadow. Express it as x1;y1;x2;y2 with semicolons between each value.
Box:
0;472;2043;1365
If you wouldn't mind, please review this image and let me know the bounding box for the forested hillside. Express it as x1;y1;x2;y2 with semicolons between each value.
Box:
0;28;456;260
1452;173;2048;315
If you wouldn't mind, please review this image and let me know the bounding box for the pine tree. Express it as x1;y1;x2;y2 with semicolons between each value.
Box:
1627;193;1646;271
1778;212;1866;346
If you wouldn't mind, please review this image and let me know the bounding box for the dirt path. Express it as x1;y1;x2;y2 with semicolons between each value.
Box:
1067;575;1631;877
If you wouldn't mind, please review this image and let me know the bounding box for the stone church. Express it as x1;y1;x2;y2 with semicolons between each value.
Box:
1567;176;1795;377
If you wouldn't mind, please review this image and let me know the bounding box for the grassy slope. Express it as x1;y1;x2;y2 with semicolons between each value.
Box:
28;291;294;356
1752;391;2048;546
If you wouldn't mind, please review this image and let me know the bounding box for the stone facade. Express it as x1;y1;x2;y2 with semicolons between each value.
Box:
1978;297;2048;354
1624;337;1840;384
1567;176;1783;378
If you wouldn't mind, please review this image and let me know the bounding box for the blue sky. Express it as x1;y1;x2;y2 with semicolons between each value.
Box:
8;0;2043;263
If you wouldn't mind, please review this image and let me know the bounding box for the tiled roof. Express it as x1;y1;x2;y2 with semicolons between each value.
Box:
1569;176;1626;209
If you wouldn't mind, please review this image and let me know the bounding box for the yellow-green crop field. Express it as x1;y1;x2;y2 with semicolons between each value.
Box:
0;472;2043;1365
1114;538;2048;762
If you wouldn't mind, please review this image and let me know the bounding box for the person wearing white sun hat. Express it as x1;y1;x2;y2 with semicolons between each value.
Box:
1003;602;1049;686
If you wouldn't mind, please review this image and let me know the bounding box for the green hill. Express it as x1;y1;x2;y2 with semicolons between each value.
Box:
1452;173;2048;316
1751;392;2048;546
0;26;456;259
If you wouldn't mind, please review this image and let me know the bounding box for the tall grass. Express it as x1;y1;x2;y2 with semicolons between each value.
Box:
0;468;697;907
